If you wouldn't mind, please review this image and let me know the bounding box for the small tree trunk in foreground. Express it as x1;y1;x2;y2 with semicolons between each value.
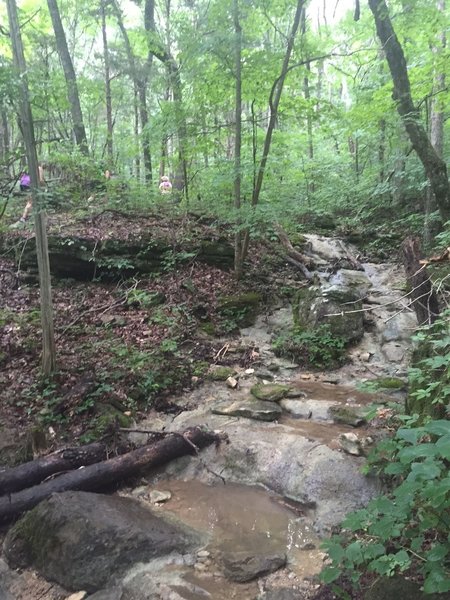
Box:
7;0;56;375
402;237;439;326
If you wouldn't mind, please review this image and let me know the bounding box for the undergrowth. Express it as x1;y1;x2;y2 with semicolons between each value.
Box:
272;325;346;369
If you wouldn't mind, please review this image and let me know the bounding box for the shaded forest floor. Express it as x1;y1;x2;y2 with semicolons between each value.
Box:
0;209;294;459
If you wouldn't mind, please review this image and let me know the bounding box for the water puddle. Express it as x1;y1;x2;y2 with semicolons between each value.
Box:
152;480;324;580
289;380;379;405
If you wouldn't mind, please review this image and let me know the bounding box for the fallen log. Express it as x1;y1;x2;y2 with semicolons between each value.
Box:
0;427;220;523
276;225;314;280
0;442;111;496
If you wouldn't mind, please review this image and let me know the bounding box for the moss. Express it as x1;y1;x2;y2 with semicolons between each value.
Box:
90;405;133;438
206;366;236;381
250;384;291;402
371;377;407;390
199;322;216;336
218;292;261;312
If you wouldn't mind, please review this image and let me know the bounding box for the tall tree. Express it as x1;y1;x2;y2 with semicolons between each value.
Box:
47;0;89;155
101;0;113;162
240;0;305;264
6;0;56;374
368;0;450;224
233;0;243;279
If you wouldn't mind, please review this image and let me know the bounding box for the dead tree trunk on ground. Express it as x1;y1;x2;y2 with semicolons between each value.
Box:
0;428;220;523
0;443;112;495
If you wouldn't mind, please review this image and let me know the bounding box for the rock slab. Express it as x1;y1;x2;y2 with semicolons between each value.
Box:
3;491;200;593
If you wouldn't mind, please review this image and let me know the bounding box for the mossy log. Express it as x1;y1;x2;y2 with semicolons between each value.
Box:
0;442;109;495
0;427;220;523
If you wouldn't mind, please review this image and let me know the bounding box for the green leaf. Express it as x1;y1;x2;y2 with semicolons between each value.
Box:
426;421;450;436
398;444;437;463
426;543;449;562
436;434;450;459
320;566;341;584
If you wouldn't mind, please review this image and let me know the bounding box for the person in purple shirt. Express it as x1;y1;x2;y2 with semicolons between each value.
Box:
11;165;46;227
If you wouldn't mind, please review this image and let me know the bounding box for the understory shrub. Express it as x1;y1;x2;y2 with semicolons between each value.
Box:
272;325;346;369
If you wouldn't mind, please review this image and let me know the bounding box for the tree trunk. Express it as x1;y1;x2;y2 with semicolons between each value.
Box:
0;428;220;523
0;442;110;495
241;0;305;261
368;0;450;223
401;237;439;326
101;0;113;162
424;0;446;246
7;0;56;375
233;0;243;280
46;0;89;155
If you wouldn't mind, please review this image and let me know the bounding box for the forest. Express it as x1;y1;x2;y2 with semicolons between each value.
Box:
0;0;450;598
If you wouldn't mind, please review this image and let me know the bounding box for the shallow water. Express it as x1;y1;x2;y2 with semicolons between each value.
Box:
152;480;324;579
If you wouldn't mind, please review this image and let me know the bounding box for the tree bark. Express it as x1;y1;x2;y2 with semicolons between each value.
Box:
368;0;450;223
7;0;56;375
101;0;113;162
46;0;89;155
233;0;243;280
402;237;439;326
0;443;110;495
0;428;220;523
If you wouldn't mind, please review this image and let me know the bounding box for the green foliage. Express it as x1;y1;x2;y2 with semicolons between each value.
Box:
322;417;450;594
322;313;450;595
272;325;346;369
407;311;450;418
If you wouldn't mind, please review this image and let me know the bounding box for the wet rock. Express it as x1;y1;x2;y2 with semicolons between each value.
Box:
329;405;366;427
206;366;236;381
380;312;417;343
280;399;335;420
221;550;286;582
212;399;282;422
258;589;304;600
382;342;407;363
285;388;307;399
0;558;19;600
293;285;364;344
226;376;239;389
86;589;123;600
255;368;276;381
250;384;291;402
338;432;363;456
150;489;172;504
4;491;201;593
328;269;372;295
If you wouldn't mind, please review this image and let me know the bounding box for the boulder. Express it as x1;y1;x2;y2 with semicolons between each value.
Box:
212;399;282;422
250;384;291;402
293;285;364;344
221;550;286;582
328;405;367;427
3;491;201;593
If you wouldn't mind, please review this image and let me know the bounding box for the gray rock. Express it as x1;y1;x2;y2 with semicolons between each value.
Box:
3;491;201;593
250;384;291;402
221;550;286;582
380;312;417;343
280;399;335;420
212;399;282;421
162;418;380;535
87;589;124;600
258;589;304;600
339;432;363;456
328;269;372;296
329;404;366;426
0;558;18;600
382;342;408;363
150;489;172;504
